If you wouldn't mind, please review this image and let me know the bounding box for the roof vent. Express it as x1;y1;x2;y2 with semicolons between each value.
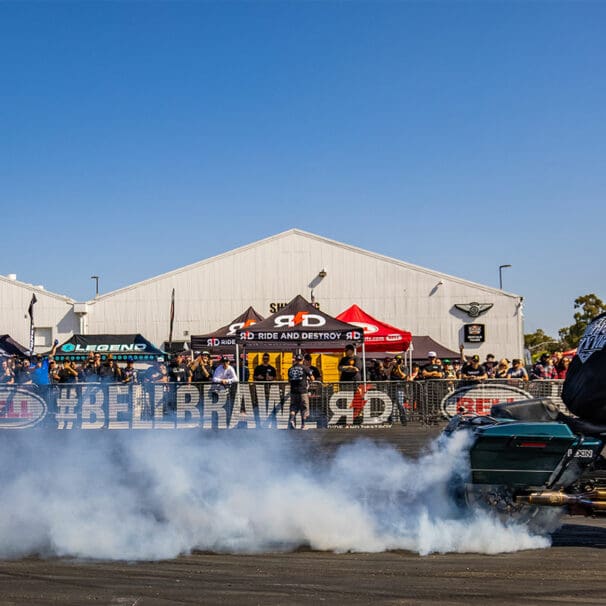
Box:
7;274;17;281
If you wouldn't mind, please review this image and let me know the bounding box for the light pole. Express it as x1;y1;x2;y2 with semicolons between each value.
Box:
91;275;99;298
499;264;511;290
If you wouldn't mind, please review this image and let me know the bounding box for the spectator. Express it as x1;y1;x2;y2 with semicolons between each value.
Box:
530;353;558;380
212;356;238;387
99;356;122;382
58;359;79;383
408;362;421;381
556;357;571;380
506;358;529;380
338;344;362;382
15;358;33;384
461;354;487;382
82;353;101;382
253;353;278;382
494;358;510;378
287;353;313;430
190;351;213;383
452;359;463;379
169;353;191;383
368;359;388;382
483;354;497;378
303;353;322;382
48;360;61;384
421;352;444;379
121;357;138;384
389;355;407;381
0;359;14;384
443;359;457;380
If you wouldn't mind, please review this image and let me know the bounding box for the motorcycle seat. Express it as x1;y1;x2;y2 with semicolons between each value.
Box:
490;398;560;422
558;414;606;438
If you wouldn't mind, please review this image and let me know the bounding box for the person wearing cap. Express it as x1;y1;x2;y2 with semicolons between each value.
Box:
169;352;191;384
506;358;529;380
530;353;558;380
287;354;313;430
303;353;322;382
338;344;362;383
460;354;488;383
421;351;444;379
121;357;138;384
253;353;278;382
483;354;498;378
212;356;238;387
190;350;213;383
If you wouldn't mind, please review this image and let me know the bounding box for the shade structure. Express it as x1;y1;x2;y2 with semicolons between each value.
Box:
53;334;166;361
0;334;29;358
236;295;363;350
190;306;264;353
409;336;461;361
336;304;412;352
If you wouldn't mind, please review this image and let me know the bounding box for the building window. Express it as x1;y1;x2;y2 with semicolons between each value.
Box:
34;327;52;348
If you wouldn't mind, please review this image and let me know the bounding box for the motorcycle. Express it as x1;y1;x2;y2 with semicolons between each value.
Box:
444;397;606;524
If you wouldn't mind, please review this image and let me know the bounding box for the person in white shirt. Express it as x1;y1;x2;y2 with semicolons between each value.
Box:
212;356;239;387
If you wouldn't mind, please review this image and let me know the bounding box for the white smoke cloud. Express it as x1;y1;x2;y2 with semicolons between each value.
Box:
0;429;550;561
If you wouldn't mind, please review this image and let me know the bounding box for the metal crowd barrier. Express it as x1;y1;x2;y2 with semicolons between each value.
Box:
0;379;565;430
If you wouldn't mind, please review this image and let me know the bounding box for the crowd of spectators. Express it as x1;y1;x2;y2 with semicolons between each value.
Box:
0;344;573;389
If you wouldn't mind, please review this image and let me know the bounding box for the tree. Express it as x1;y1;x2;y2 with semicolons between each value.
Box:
524;329;560;360
559;293;606;349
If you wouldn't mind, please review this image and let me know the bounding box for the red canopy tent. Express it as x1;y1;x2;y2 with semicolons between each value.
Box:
336;304;412;352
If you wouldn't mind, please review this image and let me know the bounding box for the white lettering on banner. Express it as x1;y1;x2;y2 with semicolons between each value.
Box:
108;385;131;429
81;386;105;429
274;313;326;328
227;322;245;336
328;392;355;426
176;385;201;428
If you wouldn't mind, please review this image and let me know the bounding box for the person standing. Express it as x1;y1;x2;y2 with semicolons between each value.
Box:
338;344;362;383
253;354;278;382
288;354;313;430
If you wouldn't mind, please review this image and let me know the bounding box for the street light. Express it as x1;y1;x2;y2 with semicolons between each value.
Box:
91;275;99;297
499;264;511;290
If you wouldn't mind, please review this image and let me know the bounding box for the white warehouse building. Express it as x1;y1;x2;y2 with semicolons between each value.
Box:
1;229;524;359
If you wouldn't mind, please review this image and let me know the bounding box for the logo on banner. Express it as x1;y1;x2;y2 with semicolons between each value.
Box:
441;383;532;418
0;387;47;428
577;315;606;363
349;321;379;334
227;319;257;336
274;312;326;328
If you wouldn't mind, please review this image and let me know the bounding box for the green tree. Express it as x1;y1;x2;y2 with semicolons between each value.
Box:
524;329;560;360
559;293;606;349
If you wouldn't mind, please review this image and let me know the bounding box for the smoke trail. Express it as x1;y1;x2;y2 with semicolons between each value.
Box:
0;430;549;560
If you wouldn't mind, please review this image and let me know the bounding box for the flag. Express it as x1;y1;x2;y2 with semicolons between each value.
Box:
168;288;175;349
28;293;37;354
28;293;37;323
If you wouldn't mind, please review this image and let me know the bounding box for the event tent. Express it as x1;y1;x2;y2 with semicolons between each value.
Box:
53;334;166;361
0;334;29;358
409;336;461;362
190;306;264;353
236;295;363;351
336;304;412;352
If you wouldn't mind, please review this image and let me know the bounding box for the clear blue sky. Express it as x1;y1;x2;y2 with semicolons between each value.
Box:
2;1;604;338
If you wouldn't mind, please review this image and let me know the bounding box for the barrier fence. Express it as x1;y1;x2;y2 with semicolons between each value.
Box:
0;379;566;430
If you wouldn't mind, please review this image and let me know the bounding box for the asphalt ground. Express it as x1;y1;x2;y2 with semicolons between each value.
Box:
2;424;606;605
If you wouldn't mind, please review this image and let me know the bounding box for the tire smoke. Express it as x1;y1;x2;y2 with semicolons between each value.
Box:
0;430;550;560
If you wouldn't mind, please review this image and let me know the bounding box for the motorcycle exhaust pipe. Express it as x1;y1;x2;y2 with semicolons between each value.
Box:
517;491;606;512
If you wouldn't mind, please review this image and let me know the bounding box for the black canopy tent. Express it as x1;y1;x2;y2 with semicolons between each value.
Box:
236;295;364;351
190;306;265;354
0;334;29;358
409;336;461;362
53;334;166;362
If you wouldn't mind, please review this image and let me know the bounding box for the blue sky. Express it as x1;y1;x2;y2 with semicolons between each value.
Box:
1;1;604;338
